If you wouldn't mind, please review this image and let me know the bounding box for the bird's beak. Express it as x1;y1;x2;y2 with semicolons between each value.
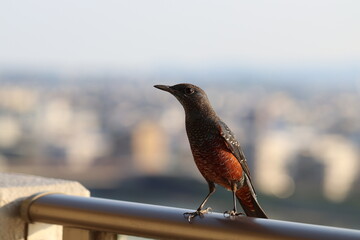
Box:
154;85;173;93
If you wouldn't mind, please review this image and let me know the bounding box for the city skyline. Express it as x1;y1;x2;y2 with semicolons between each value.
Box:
0;74;359;203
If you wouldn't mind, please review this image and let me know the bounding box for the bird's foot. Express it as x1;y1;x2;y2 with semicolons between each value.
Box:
223;210;244;218
183;207;212;222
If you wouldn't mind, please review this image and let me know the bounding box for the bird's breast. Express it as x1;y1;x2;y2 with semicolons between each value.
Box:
186;121;243;189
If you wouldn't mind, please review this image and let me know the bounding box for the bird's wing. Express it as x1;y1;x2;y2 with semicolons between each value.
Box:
218;120;256;193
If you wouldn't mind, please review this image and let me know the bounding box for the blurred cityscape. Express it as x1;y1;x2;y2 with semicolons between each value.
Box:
0;67;360;229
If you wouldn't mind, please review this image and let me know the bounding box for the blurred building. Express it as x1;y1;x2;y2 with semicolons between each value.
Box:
0;74;359;204
131;121;170;175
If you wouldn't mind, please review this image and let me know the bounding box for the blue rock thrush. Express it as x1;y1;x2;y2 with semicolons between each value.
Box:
154;83;268;221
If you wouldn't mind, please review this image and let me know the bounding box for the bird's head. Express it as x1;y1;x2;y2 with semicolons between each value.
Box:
154;83;214;114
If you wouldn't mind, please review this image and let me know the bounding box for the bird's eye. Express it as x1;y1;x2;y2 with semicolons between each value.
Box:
185;87;195;95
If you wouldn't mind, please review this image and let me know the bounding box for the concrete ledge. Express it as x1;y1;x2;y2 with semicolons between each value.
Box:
0;172;89;240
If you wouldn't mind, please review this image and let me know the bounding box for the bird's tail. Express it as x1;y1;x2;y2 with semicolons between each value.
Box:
236;184;268;219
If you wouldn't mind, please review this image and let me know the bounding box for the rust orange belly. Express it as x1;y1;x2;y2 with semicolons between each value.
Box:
192;147;243;190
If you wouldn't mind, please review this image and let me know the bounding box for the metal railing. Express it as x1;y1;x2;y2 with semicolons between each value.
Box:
21;192;360;240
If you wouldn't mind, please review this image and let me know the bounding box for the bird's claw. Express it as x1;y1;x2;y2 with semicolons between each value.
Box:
183;207;212;222
223;210;244;218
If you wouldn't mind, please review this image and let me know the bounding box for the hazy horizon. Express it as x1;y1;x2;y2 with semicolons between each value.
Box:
1;1;359;71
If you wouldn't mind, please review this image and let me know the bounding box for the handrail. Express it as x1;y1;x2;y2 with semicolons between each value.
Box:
21;192;360;240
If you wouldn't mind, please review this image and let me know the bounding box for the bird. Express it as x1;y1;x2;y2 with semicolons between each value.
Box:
154;83;268;221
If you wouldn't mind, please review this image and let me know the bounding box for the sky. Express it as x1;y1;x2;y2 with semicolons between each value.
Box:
1;0;360;71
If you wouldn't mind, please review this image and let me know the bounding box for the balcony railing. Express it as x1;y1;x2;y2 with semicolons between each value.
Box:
21;192;360;240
